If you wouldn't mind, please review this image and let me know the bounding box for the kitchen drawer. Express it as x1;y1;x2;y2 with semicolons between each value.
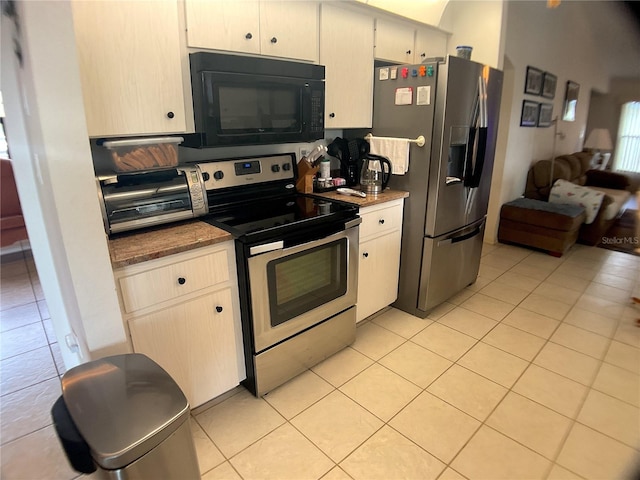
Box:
359;200;403;240
118;248;230;313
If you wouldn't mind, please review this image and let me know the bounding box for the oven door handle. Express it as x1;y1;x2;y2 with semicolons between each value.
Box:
345;217;362;229
248;217;361;257
249;241;285;256
278;217;362;254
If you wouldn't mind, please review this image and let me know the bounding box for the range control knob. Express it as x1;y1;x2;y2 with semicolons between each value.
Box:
202;172;210;182
271;164;281;173
213;171;224;180
282;163;291;171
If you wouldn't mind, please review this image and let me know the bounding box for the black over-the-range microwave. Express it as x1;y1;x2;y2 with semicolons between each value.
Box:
184;52;325;148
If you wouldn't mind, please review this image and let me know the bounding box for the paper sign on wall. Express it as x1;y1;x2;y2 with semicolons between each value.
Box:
416;86;431;105
395;87;413;105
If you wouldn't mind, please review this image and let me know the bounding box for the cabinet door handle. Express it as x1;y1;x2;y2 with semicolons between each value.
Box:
215;305;223;313
329;112;335;118
177;277;186;285
379;219;385;225
363;252;369;258
167;111;175;119
420;52;426;58
271;37;278;44
406;49;412;55
245;32;253;39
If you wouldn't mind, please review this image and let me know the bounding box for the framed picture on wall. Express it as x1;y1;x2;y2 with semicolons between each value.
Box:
538;103;553;127
524;66;543;95
541;72;557;99
521;100;539;127
562;81;580;122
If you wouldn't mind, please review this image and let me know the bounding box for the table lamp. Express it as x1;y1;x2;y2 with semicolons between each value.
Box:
584;128;613;170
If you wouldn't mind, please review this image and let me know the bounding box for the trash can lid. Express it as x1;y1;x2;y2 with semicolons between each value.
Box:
61;353;190;470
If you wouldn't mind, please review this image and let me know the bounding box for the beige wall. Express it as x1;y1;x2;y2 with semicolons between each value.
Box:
485;0;640;243
440;0;506;70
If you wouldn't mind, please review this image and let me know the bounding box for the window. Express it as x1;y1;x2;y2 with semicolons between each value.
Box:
613;101;640;172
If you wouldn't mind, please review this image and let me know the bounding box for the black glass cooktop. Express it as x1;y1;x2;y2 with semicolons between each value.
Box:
202;194;358;242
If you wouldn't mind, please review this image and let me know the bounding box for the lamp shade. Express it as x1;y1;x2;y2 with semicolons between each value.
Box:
584;128;613;150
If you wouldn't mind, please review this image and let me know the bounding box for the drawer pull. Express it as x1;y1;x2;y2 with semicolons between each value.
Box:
177;277;186;285
379;219;385;225
215;306;223;313
271;37;278;44
363;252;369;258
245;32;253;39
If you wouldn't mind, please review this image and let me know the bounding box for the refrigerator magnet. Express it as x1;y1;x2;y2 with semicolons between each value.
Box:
395;87;413;105
379;68;390;81
417;86;431;105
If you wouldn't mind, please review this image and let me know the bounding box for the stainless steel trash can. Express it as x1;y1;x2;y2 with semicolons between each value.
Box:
52;353;199;479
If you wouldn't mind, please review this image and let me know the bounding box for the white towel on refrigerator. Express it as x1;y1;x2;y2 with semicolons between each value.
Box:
367;136;410;175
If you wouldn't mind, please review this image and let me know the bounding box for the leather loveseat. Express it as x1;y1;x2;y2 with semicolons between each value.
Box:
523;152;631;245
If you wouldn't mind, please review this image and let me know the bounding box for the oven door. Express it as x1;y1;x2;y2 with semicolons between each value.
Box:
246;219;360;353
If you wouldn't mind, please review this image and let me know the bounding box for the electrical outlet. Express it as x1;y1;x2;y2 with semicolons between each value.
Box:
299;148;309;161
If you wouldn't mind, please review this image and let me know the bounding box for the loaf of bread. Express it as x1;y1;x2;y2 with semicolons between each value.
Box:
112;143;178;172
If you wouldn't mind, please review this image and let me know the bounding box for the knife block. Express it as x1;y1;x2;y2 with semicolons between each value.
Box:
296;159;318;194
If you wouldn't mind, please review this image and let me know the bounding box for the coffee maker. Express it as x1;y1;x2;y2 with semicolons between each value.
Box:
327;137;369;187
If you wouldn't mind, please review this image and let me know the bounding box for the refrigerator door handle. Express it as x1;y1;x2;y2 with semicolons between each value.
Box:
478;75;488;129
436;224;483;247
464;76;489;189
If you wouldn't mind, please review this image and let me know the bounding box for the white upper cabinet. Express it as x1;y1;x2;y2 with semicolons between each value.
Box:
72;0;186;137
259;1;319;62
415;26;449;62
320;4;374;129
374;18;415;64
185;0;319;62
185;0;261;55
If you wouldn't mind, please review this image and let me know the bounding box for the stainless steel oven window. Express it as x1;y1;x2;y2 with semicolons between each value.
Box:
267;238;347;327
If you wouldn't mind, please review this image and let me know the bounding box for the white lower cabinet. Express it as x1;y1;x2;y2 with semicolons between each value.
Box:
114;241;245;408
356;199;404;322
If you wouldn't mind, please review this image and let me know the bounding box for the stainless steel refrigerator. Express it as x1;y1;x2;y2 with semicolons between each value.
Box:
372;55;503;317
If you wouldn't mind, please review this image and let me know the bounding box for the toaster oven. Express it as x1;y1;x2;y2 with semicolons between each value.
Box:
97;166;208;235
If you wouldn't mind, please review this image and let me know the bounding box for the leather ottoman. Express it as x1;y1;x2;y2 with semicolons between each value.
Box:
498;198;586;256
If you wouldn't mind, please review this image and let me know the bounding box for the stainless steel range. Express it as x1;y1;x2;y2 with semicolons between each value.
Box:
198;153;360;396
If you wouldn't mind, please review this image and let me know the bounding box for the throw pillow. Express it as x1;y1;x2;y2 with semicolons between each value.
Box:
549;179;604;224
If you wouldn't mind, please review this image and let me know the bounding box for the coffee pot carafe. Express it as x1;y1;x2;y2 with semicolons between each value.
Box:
360;154;392;195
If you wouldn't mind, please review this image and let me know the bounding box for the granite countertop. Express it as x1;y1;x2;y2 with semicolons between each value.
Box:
108;189;408;268
312;188;409;207
108;220;232;269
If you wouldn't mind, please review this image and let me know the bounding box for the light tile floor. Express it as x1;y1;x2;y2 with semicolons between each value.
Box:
1;243;640;479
